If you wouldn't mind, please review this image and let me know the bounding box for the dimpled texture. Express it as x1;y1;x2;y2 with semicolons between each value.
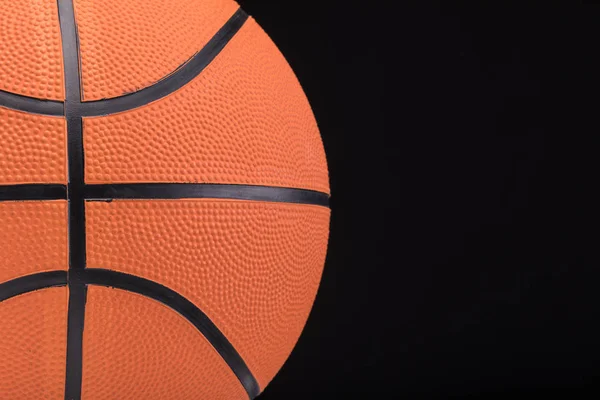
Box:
86;199;331;388
74;0;239;101
0;288;68;399
0;0;64;100
0;201;68;285
0;108;67;185
81;286;249;400
83;19;329;194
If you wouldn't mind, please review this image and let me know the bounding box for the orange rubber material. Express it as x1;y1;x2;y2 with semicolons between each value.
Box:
74;0;239;101
0;201;68;285
81;286;249;400
0;0;64;100
86;199;330;388
0;0;331;396
0;108;67;185
0;288;68;399
83;19;329;194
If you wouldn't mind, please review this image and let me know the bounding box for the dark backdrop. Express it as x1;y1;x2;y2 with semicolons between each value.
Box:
237;1;599;398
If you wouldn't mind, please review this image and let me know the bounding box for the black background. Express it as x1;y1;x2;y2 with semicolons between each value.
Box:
238;1;599;398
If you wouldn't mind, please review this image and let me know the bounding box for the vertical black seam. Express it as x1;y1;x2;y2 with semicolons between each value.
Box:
64;283;87;400
58;0;86;399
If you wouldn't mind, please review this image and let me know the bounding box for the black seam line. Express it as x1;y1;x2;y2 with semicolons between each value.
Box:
0;183;331;207
65;279;87;400
58;0;86;399
0;271;68;303
76;9;248;117
71;269;261;399
58;0;84;261
59;0;86;270
0;184;67;201
84;183;330;207
0;89;64;116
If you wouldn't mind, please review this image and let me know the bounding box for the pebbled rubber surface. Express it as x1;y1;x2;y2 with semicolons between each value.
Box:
86;199;330;387
0;288;68;399
0;0;330;397
74;0;239;101
83;18;329;194
0;0;64;100
0;201;68;285
0;108;66;185
81;286;249;400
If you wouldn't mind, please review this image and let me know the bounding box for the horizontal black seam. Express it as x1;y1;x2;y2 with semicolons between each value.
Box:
0;184;68;201
0;183;330;207
0;271;68;302
71;268;261;399
84;183;330;207
76;9;249;117
0;90;65;116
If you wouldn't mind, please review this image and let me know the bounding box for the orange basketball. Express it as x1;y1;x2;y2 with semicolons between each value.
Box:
0;1;330;398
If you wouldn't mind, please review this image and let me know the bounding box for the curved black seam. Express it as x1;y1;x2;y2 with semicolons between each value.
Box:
0;184;67;201
0;271;68;302
85;183;330;207
0;9;247;118
77;9;249;117
71;269;261;399
0;89;64;116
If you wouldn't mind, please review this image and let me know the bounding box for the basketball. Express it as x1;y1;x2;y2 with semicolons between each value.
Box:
0;0;330;398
